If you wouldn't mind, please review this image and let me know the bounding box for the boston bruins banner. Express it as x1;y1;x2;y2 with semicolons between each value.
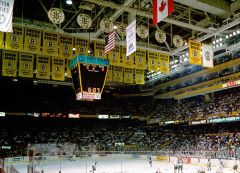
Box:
0;32;4;49
124;68;134;84
75;38;88;55
42;31;59;56
24;27;42;53
159;53;170;74
189;39;202;65
52;57;65;81
135;69;144;85
148;51;159;71
109;46;120;66
112;66;123;82
19;53;34;78
135;49;146;70
59;35;73;60
5;26;24;51
66;60;72;78
36;55;50;79
2;50;18;77
122;46;134;68
106;66;113;82
94;41;107;59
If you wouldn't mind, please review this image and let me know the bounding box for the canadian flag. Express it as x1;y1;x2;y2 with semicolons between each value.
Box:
153;0;174;25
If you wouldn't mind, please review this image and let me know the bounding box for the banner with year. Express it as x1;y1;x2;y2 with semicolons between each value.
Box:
36;55;51;79
24;27;42;53
5;26;24;51
42;31;59;56
2;50;18;77
52;57;65;81
19;53;34;78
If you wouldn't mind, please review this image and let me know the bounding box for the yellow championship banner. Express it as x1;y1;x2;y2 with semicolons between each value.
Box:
59;35;73;60
122;46;134;68
135;49;146;70
42;31;59;56
159;53;170;74
2;50;18;77
106;66;112;82
148;51;159;71
135;69;145;85
52;57;65;81
36;55;51;79
24;27;41;53
0;32;4;49
124;68;134;84
18;53;34;78
5;26;24;51
66;60;72;78
109;45;121;66
94;41;107;59
113;66;123;82
189;39;202;65
75;38;88;55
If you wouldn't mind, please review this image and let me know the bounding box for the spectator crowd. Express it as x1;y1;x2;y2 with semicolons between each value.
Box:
1;87;240;160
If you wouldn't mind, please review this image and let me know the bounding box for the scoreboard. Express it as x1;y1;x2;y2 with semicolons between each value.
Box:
69;55;109;101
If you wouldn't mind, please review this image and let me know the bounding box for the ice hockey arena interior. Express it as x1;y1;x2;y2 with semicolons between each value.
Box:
3;0;240;173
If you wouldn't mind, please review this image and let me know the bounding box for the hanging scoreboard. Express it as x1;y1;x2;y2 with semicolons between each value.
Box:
69;55;109;101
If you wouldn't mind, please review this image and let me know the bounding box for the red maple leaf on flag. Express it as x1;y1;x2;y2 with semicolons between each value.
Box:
159;0;166;12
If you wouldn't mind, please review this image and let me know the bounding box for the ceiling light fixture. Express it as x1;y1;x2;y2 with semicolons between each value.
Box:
66;0;73;5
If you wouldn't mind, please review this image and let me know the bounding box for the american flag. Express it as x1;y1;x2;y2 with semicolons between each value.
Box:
104;31;115;53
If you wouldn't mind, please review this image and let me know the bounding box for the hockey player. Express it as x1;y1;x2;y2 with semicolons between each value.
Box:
219;159;224;170
90;161;97;173
147;156;152;167
233;159;238;173
174;158;178;173
178;158;183;173
207;157;211;171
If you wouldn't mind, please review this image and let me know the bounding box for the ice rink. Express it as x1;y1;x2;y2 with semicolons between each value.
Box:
10;158;235;173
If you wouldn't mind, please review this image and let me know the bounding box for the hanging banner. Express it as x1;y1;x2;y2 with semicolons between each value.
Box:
94;41;107;59
113;66;123;82
135;69;145;85
36;55;51;79
148;51;159;71
75;38;88;55
24;27;42;53
5;26;24;51
159;53;170;74
122;46;134;68
2;50;17;77
106;66;112;82
18;53;34;78
109;45;121;66
124;68;134;84
42;31;59;56
52;57;65;81
202;44;214;68
0;32;4;49
126;19;136;56
189;39;201;65
0;0;14;32
66;60;72;78
59;35;73;60
135;49;146;70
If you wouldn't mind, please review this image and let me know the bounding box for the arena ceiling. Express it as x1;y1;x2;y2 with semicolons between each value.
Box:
12;0;240;82
1;0;240;113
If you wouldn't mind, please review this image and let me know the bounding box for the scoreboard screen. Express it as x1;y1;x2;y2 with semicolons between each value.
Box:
69;55;109;101
80;64;107;93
